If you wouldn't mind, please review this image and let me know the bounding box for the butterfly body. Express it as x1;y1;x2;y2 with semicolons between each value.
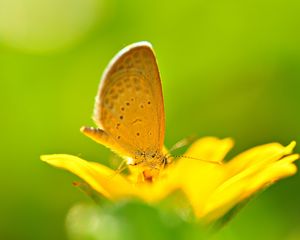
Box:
82;42;167;181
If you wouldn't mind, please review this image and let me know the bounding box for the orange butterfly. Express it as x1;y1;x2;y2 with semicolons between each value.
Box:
81;42;168;181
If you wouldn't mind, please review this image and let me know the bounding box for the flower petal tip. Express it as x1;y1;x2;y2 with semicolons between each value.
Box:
40;154;74;168
286;141;297;153
40;154;52;162
40;154;62;162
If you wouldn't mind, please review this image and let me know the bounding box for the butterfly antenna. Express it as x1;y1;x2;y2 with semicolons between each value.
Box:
172;155;222;165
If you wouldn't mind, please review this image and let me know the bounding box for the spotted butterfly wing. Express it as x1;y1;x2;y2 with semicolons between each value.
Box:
81;42;165;160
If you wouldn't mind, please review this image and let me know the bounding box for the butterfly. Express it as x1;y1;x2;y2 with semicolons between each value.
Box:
81;42;168;181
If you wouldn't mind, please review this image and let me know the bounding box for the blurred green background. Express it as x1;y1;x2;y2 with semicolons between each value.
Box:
0;0;299;239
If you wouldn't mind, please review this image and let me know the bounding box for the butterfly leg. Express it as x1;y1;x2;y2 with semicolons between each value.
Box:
114;159;128;175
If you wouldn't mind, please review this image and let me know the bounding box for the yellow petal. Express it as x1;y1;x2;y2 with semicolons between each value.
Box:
201;178;248;222
200;153;299;222
241;153;299;199
176;141;298;221
227;141;296;175
169;137;234;216
41;154;134;199
134;176;178;202
184;137;234;163
175;160;225;219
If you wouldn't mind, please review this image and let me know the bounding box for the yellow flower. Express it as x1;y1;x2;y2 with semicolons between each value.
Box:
41;137;298;223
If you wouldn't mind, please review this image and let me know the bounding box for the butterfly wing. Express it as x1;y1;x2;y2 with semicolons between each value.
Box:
82;42;165;159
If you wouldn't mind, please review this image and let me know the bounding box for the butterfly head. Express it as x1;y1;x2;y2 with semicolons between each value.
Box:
130;150;169;182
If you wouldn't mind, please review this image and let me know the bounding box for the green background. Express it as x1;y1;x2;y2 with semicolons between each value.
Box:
0;0;299;239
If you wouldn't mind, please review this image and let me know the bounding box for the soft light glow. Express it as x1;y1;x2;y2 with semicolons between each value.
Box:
0;0;106;53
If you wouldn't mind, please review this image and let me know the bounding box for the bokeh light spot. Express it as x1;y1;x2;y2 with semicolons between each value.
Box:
0;0;106;53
